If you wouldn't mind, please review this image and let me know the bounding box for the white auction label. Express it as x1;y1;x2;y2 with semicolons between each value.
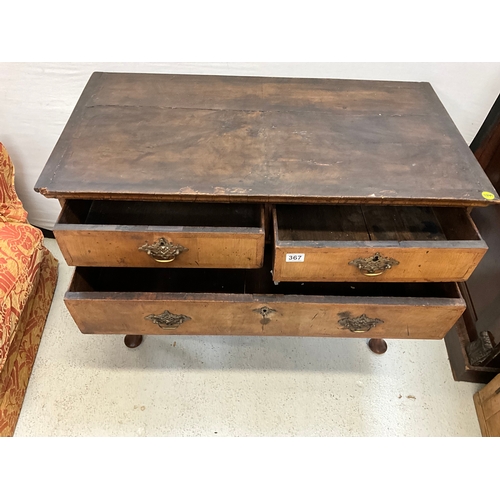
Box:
286;253;305;262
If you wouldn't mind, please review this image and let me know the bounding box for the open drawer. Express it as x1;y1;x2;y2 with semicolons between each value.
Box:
54;200;265;268
65;260;466;340
272;205;488;282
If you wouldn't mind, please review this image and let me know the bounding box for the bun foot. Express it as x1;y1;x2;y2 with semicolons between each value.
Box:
124;335;143;348
368;338;387;355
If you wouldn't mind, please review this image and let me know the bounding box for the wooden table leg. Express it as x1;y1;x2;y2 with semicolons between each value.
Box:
124;335;143;348
368;338;387;354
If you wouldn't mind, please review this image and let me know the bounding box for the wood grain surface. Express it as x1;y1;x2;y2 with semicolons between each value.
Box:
273;205;487;282
55;229;265;268
65;295;464;340
54;200;265;268
64;266;465;339
474;373;500;436
35;72;499;206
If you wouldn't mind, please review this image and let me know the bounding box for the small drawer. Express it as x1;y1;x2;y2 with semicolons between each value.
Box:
65;258;465;340
54;200;265;268
272;205;488;282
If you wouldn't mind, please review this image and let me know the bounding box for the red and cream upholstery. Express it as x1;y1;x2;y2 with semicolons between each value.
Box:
0;142;58;436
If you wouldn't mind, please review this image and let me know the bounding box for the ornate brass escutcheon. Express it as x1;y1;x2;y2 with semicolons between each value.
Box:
138;237;188;262
338;312;383;333
253;306;277;325
348;252;399;276
145;310;191;330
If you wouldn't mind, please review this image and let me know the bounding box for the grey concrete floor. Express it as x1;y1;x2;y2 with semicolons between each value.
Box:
14;238;483;436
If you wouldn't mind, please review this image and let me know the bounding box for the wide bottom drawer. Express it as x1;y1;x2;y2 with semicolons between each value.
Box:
65;262;466;340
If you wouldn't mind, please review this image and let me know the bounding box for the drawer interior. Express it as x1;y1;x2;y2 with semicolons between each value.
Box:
70;256;461;299
59;200;263;228
275;205;481;242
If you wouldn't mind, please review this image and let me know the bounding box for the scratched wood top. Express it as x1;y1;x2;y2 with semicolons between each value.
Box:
34;72;500;206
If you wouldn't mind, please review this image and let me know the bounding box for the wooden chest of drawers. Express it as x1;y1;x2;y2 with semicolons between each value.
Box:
34;72;500;351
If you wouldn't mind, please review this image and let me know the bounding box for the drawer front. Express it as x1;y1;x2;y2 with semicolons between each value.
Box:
273;205;488;282
54;200;265;268
65;268;466;340
273;246;487;283
56;229;265;268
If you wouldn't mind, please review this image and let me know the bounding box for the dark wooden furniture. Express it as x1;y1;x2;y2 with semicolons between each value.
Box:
445;95;500;383
34;73;500;350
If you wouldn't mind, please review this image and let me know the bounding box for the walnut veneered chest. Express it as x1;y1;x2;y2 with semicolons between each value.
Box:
35;72;500;350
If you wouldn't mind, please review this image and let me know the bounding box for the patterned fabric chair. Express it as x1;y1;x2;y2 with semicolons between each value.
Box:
0;142;58;436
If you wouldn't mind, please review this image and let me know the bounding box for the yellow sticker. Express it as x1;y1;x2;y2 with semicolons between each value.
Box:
482;191;495;200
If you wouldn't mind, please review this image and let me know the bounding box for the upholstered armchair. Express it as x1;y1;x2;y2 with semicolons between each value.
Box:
0;142;58;436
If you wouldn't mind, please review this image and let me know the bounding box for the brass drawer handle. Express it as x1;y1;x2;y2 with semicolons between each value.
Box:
139;237;188;262
145;310;191;329
349;252;399;276
338;313;383;333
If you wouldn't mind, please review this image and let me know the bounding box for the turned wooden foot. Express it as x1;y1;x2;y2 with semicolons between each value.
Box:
124;335;143;348
368;338;387;354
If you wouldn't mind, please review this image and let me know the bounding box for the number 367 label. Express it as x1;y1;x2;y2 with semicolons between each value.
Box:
286;253;305;262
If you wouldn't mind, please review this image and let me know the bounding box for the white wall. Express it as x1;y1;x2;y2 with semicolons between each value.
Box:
1;62;500;229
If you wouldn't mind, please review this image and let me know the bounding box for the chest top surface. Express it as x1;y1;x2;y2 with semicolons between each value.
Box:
35;72;499;206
